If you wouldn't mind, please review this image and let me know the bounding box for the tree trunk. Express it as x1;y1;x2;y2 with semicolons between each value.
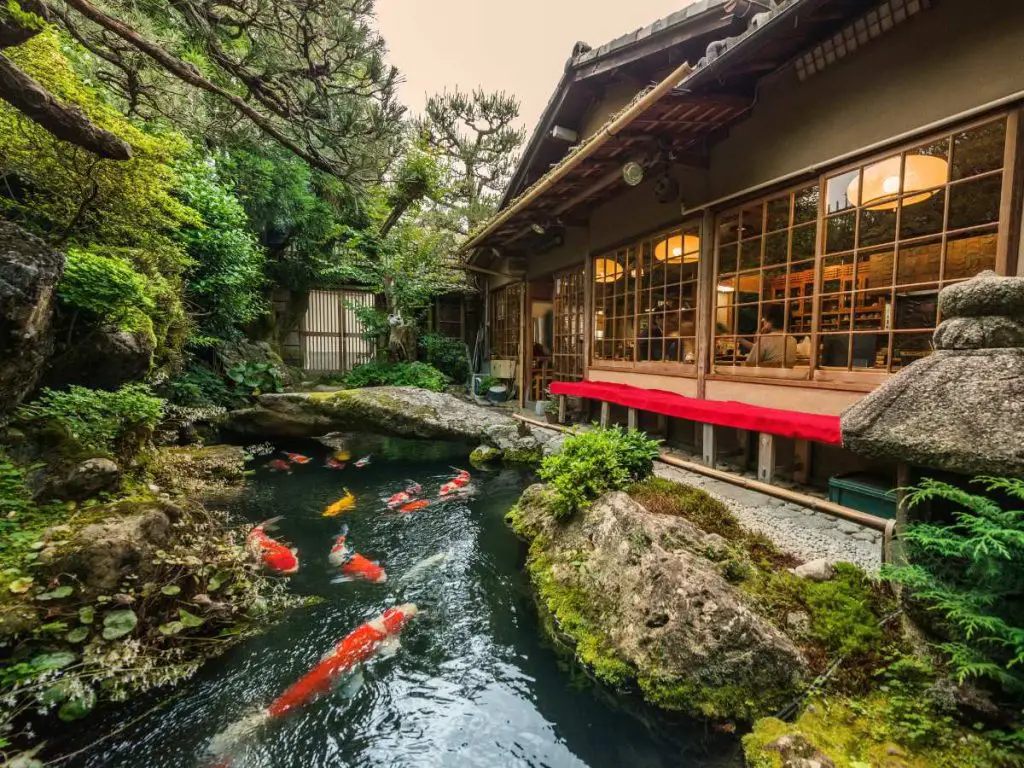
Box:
382;279;415;362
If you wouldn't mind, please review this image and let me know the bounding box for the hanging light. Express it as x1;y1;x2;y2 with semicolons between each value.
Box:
622;161;644;187
846;154;948;211
594;258;623;282
654;233;701;263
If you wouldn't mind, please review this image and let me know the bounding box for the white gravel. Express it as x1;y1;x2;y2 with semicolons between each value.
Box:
653;463;882;574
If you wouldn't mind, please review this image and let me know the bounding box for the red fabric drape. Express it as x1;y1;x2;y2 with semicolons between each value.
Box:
550;380;842;445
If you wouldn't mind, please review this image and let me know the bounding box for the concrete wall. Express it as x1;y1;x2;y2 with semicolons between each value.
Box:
708;0;1024;199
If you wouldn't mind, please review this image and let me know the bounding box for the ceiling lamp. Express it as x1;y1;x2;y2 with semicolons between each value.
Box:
654;234;700;263
622;161;644;187
846;154;947;211
594;258;623;283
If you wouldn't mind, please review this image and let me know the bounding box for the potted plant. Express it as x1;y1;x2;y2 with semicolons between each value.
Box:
543;397;560;424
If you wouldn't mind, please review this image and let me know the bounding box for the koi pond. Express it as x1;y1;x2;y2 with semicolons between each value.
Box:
64;435;741;767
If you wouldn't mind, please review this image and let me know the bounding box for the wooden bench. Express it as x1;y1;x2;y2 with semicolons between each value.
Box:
549;380;841;485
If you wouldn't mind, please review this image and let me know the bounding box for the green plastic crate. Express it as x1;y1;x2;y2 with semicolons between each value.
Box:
828;473;897;519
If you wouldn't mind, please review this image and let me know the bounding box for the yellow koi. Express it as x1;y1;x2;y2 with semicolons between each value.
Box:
323;490;356;517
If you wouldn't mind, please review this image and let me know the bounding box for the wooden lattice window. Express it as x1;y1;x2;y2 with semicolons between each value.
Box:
552;267;585;382
490;283;522;359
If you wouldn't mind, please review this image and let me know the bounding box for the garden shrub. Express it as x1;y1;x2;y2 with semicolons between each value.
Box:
539;426;660;520
418;333;469;384
225;361;283;395
164;363;246;409
343;361;448;392
17;384;164;457
882;476;1024;695
58;248;156;337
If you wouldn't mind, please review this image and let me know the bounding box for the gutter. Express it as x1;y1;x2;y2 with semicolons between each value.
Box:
462;59;694;254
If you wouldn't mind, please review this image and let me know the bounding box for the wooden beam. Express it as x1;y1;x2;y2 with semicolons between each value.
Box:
793;439;812;485
558;394;566;424
702;423;716;467
600;401;610;428
757;432;776;485
627;407;638;430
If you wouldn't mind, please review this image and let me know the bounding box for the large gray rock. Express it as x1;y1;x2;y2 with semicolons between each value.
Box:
44;326;154;391
508;486;809;720
36;457;120;502
221;387;545;457
842;271;1024;477
0;222;64;416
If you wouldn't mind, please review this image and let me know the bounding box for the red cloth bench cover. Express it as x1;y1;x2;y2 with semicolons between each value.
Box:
549;380;842;445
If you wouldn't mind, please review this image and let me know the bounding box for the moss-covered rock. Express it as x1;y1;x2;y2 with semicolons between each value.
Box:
508;483;809;722
469;445;502;466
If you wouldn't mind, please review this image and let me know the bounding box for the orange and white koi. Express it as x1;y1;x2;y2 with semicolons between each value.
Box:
329;529;386;584
267;458;292;473
246;518;299;575
399;500;429;513
206;605;417;763
439;481;458;496
325;457;347;469
281;451;311;465
323;490;356;518
354;455;371;468
452;469;471;487
386;491;411;508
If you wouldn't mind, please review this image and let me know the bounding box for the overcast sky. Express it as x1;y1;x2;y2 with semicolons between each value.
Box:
374;1;695;137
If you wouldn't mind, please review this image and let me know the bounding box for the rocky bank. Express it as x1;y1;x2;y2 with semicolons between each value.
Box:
507;484;809;722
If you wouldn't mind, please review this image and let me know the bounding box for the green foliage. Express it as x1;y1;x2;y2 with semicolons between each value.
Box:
165;363;245;408
175;160;267;338
539;427;660;520
418;333;469;383
342;361;448;392
804;564;886;657
0;452;36;520
226;361;283;395
58;248;155;337
17;384;164;457
881;476;1024;694
627;476;743;539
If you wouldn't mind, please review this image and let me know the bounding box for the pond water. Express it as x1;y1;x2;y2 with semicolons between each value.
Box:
63;436;741;768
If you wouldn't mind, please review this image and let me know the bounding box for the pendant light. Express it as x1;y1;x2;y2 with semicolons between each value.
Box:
846;154;948;211
654;233;701;263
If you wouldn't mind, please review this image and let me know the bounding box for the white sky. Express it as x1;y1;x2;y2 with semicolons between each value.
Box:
374;1;696;136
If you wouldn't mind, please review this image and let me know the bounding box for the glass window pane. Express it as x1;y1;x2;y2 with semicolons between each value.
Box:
718;243;739;276
736;304;760;335
767;195;790;231
791;223;817;261
787;299;811;335
826;212;856;253
740;202;764;238
763;267;787;301
858;205;898;247
826;170;859;214
765;231;788;265
735;272;760;304
819;292;852;332
894;289;938;329
896;237;942;286
718;215;740;246
899;187;945;240
740;237;762;270
952;120;1006;180
819;333;851;368
851;333;889;369
794;185;819;224
948;173;1002;230
944;228;997;282
892;332;934;370
853;289;891;330
857;247;894;291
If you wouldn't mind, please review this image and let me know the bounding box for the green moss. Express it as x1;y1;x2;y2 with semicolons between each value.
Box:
627;477;743;540
743;695;1014;768
638;675;758;720
469;445;502;466
503;447;543;465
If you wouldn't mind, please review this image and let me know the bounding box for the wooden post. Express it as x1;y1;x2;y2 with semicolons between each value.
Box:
702;423;716;467
793;439;812;485
757;433;776;485
893;462;912;567
696;209;715;400
656;414;668;438
627;408;638;430
600;401;610;428
558;394;566;425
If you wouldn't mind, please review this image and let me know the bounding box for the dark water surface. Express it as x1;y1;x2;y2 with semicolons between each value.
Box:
66;436;741;768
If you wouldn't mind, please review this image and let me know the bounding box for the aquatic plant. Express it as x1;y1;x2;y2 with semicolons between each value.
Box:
881;476;1024;695
539;426;660;520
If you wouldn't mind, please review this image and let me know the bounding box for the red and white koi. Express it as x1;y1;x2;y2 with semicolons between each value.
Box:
386;491;411;508
246;518;299;575
206;604;417;763
267;458;292;473
281;451;311;465
405;482;422;495
354;455;372;468
329;529;386;584
325;457;347;469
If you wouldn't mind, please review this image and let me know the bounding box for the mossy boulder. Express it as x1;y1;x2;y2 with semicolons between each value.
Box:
470;444;503;465
508;483;809;721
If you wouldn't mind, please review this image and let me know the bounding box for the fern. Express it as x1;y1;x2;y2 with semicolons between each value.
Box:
882;476;1024;695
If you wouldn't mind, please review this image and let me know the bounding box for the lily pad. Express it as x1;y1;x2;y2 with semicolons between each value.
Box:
161;585;181;596
179;609;204;629
58;689;96;722
8;577;33;594
32;651;76;671
158;621;184;636
78;606;95;624
66;627;90;643
101;609;138;640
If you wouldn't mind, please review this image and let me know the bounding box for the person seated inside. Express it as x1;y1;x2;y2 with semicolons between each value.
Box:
744;305;798;368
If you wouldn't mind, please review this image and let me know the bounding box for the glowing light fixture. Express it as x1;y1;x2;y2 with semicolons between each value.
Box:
654;234;700;264
716;284;735;293
594;258;623;283
846;154;948;211
622;161;644;187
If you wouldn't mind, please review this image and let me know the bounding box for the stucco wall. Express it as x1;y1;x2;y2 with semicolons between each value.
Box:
708;0;1024;199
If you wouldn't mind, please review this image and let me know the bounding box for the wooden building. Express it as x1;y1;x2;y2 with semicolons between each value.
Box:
464;0;1024;491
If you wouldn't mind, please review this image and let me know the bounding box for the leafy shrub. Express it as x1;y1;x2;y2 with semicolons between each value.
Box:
165;363;246;409
17;384;164;457
882;476;1024;694
539;426;660;520
343;361;448;392
226;361;283;395
419;333;469;383
58;248;155;335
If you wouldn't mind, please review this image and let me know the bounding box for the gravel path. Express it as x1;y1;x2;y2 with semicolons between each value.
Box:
653;463;882;573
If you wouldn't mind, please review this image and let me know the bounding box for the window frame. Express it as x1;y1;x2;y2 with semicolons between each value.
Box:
489;282;523;361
